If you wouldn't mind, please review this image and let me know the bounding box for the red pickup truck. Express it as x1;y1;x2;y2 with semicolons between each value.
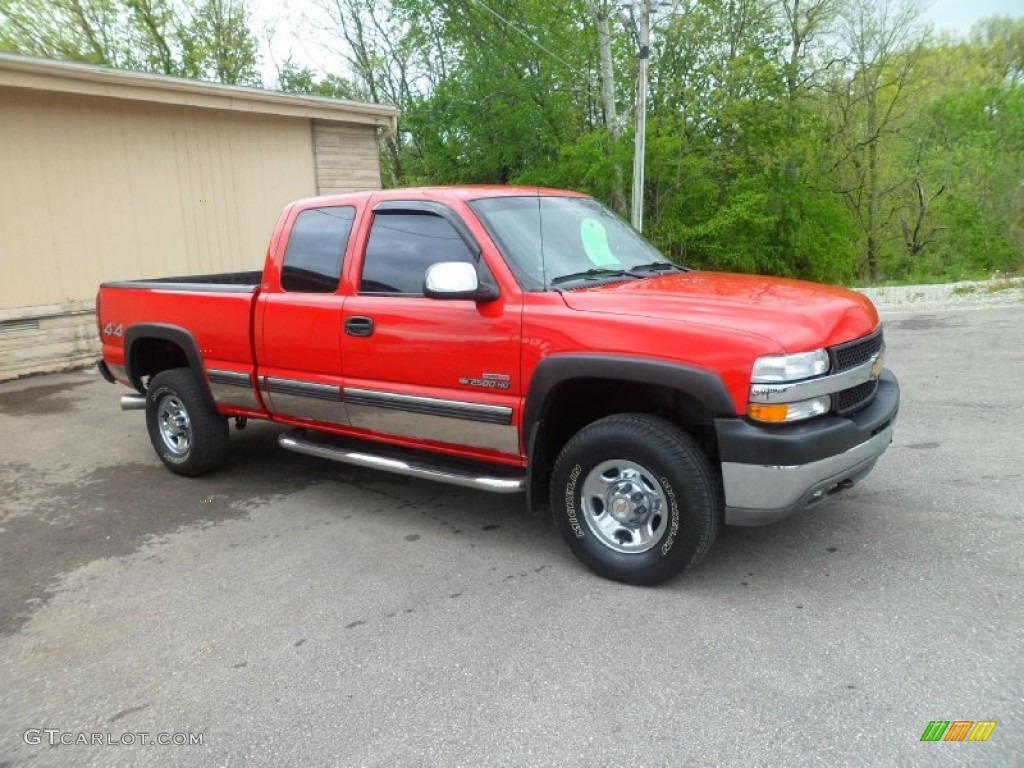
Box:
97;186;898;584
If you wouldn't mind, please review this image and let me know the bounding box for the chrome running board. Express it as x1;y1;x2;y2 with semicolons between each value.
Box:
278;428;526;494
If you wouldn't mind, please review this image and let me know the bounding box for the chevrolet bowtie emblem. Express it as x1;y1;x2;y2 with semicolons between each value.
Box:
870;355;883;379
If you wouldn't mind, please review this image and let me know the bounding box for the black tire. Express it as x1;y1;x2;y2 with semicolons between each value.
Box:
550;413;722;585
145;368;229;477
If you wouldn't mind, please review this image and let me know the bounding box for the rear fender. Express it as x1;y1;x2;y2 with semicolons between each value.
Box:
124;324;206;396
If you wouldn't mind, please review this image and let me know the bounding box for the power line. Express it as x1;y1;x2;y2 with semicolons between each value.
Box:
403;79;597;116
470;0;582;74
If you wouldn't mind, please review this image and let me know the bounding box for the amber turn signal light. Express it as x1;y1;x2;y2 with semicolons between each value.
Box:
748;403;789;422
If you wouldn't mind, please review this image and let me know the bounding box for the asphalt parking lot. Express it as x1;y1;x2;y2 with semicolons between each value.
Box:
1;303;1021;767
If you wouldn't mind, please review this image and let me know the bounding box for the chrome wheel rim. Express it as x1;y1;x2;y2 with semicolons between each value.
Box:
157;395;192;455
580;459;669;554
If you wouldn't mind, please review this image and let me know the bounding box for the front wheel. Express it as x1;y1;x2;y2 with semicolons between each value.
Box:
145;368;229;477
550;413;722;585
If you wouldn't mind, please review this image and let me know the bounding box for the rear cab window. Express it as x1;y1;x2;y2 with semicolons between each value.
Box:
281;206;356;293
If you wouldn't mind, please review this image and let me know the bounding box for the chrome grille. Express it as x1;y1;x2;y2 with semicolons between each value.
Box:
832;329;883;372
829;329;884;415
835;380;878;415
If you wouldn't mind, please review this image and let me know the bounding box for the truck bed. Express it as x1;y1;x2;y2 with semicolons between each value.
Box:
98;273;260;394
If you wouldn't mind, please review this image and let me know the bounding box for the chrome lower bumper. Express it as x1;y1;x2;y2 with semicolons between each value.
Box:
722;423;894;526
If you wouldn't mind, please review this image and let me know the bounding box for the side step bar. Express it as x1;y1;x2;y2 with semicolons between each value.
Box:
279;428;526;494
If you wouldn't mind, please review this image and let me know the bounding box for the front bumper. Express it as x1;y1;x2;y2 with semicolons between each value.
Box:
716;370;899;526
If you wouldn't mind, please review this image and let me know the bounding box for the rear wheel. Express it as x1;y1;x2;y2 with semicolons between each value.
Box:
550;413;721;585
146;368;228;476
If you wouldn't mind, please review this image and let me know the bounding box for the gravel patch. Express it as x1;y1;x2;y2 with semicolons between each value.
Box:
855;277;1024;313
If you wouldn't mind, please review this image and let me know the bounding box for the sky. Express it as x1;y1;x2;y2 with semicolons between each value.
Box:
924;0;1022;33
251;0;1024;87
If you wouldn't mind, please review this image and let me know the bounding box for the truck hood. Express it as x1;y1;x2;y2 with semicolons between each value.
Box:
559;272;880;352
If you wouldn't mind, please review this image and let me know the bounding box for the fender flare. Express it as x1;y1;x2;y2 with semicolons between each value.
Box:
124;323;205;393
523;353;736;461
522;354;737;515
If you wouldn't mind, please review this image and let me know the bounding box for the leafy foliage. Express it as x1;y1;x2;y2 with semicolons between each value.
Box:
0;0;260;84
3;0;1022;284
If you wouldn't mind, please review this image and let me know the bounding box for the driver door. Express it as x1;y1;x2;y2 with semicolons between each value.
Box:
340;201;522;456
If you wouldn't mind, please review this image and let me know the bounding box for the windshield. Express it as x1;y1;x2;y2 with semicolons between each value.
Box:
468;195;676;291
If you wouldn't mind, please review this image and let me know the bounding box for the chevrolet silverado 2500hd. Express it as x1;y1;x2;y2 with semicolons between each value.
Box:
97;186;899;584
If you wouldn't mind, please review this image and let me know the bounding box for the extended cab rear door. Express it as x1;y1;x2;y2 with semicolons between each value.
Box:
340;199;522;458
255;203;358;426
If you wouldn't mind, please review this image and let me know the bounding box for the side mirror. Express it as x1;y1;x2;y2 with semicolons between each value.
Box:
423;262;498;302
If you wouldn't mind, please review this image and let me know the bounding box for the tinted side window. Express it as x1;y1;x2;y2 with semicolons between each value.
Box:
360;211;475;295
281;206;355;293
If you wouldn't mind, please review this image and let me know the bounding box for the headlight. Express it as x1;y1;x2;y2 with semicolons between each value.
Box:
748;396;831;423
751;349;830;383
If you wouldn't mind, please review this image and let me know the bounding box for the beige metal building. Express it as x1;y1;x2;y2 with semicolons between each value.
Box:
0;53;398;380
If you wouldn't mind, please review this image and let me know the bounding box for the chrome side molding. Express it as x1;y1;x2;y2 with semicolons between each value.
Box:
278;428;526;494
259;376;349;425
207;369;261;411
344;387;512;425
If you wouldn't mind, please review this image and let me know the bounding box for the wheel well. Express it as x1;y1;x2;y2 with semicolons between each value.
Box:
528;378;720;510
128;338;191;391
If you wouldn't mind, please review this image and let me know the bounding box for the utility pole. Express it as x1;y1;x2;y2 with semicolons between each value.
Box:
629;0;650;232
586;1;626;214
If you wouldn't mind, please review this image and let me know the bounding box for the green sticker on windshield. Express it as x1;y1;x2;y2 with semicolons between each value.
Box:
580;218;620;267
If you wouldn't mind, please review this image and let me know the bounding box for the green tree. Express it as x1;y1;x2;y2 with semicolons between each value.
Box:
7;0;1022;284
894;84;1024;279
970;16;1024;85
825;0;924;281
0;0;261;85
182;0;260;85
276;60;358;100
1;0;130;65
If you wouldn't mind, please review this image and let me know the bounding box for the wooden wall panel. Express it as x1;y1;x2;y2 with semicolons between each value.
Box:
313;122;383;194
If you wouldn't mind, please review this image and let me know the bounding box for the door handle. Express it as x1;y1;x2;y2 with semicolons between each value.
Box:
345;316;374;337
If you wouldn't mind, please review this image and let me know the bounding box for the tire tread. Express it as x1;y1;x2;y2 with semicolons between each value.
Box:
146;368;228;477
550;413;722;584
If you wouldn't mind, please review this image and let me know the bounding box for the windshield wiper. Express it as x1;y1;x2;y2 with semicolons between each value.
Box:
549;262;686;287
549;268;632;286
627;261;687;274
